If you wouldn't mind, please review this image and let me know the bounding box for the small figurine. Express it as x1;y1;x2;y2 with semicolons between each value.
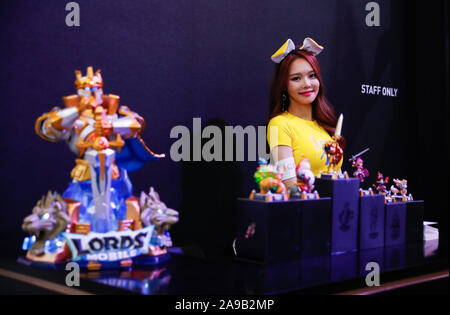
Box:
288;156;320;199
349;148;370;182
140;187;179;255
373;172;389;195
249;158;287;202
323;140;343;174
389;178;413;202
319;114;347;179
297;156;315;193
22;191;71;257
352;157;369;182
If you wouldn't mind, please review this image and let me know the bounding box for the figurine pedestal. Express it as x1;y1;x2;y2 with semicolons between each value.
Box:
359;194;385;249
385;202;407;246
314;177;360;254
405;200;424;243
235;198;331;264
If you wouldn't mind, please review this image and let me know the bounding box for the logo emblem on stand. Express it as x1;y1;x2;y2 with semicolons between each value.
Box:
390;213;400;240
369;207;379;239
339;202;354;232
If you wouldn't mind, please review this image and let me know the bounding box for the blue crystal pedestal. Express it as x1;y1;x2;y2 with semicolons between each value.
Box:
19;169;173;271
62;169;132;233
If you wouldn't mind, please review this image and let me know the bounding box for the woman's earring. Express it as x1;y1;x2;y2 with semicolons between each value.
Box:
282;93;287;111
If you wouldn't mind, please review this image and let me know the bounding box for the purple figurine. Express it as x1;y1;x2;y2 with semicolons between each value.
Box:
351;157;369;182
349;148;370;182
373;172;389;195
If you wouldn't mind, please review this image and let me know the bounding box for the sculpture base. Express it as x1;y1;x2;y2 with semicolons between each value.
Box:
17;253;171;271
249;192;288;202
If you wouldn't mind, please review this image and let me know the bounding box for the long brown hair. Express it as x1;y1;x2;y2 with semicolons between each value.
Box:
268;49;338;137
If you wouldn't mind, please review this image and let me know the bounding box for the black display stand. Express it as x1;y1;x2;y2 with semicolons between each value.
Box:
314;177;360;254
235;198;332;264
385;202;407;246
359;194;385;249
406;200;425;243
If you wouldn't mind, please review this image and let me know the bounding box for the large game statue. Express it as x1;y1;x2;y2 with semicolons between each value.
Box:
22;67;177;269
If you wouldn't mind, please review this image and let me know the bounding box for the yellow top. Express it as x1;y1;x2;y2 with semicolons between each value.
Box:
267;111;343;176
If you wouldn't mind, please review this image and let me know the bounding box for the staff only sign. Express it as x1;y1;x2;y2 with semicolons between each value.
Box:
63;226;154;262
361;84;398;97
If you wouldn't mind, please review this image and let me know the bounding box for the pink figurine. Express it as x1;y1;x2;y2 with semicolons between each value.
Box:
390;178;413;201
296;156;315;193
373;172;389;195
351;157;369;182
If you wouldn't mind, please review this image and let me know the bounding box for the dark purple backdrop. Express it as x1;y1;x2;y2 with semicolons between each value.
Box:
0;0;448;259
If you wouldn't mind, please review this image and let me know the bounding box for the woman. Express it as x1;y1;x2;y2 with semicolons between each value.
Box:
267;38;344;189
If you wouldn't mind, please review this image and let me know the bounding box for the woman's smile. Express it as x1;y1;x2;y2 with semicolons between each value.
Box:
299;90;314;96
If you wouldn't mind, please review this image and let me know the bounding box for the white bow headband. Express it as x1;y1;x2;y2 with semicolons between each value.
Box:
271;37;324;63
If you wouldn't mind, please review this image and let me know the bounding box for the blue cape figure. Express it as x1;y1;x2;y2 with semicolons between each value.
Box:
115;137;165;172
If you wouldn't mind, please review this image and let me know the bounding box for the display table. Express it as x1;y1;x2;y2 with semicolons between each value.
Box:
0;231;446;295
